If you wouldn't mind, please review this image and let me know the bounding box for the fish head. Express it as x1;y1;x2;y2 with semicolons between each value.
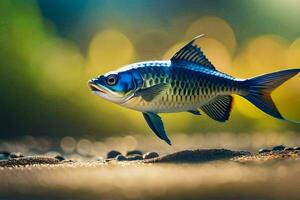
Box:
88;69;143;104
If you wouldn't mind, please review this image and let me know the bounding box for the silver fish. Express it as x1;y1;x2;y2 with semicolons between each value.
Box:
88;35;300;145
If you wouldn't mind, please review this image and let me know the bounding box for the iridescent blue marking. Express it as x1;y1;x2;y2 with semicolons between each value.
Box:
93;69;143;93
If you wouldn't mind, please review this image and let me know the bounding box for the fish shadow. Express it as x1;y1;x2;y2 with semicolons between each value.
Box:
143;149;251;164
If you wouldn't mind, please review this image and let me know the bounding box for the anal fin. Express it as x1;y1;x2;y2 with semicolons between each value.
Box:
200;95;233;122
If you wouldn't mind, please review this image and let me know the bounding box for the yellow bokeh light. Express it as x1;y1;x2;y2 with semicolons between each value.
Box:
162;41;187;60
287;36;300;67
186;16;236;54
135;29;170;59
234;95;265;120
36;39;84;95
163;113;193;133
87;30;135;74
235;35;289;78
196;38;232;74
282;36;300;95
231;52;247;78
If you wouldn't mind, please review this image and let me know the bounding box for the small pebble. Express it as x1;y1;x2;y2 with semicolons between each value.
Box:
116;155;127;161
272;145;285;151
0;151;10;160
258;148;271;154
126;150;143;156
143;152;159;159
127;154;143;161
54;155;65;161
294;146;300;150
284;147;294;151
107;150;121;159
9;152;24;159
0;151;10;156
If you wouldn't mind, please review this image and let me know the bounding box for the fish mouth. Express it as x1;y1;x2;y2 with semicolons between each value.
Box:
88;82;107;93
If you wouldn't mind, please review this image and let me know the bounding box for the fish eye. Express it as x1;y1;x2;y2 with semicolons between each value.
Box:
106;74;118;86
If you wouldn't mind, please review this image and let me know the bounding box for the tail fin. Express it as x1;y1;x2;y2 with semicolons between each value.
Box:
242;69;300;123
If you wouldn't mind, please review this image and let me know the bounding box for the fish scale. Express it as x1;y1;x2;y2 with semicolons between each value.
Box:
122;61;239;113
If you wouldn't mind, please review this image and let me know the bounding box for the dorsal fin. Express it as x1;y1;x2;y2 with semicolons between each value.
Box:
200;95;233;122
170;34;216;70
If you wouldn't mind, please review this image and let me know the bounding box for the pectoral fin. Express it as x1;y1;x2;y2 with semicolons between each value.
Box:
142;112;171;145
136;83;169;102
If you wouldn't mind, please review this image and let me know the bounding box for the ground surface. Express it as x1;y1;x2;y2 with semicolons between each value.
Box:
0;132;299;200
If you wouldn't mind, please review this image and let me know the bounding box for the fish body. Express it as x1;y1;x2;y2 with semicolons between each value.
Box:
120;61;240;113
89;35;300;145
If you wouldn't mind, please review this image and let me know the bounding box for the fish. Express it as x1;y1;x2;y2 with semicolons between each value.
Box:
88;34;300;145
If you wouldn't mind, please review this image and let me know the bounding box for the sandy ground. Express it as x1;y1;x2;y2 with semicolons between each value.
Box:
0;132;299;200
0;160;299;200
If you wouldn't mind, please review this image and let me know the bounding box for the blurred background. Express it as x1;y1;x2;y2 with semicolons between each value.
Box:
1;0;300;142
